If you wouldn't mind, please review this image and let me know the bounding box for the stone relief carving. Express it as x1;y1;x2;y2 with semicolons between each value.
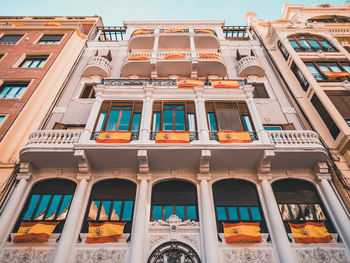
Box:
0;248;54;263
149;235;168;250
180;235;199;250
149;215;200;227
75;248;126;263
222;248;273;263
296;248;350;263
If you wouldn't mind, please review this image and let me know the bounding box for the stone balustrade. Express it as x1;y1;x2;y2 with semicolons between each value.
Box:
83;56;112;77
26;130;83;145
157;51;191;60
237;56;265;77
266;130;322;146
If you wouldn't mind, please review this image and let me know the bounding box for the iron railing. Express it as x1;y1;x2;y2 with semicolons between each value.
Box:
209;131;258;142
98;26;126;41
308;17;350;23
222;26;249;39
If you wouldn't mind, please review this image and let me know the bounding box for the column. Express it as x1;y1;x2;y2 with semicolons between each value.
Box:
128;174;150;263
79;96;103;142
198;174;220;263
315;171;350;255
258;176;296;263
0;174;30;246
139;88;153;143
52;175;90;263
194;89;210;143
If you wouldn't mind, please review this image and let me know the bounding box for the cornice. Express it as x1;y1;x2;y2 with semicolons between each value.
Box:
123;20;225;27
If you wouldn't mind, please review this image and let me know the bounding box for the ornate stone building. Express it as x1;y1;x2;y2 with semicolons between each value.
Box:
0;17;349;263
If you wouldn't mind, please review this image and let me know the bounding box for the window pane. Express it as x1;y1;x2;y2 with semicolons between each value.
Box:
264;126;282;131
131;113;141;131
111;201;122;220
6;87;20;99
307;65;319;74
45;195;62;220
279;204;291;220
175;110;185;131
216;206;227;220
153;205;162;220
319;65;330;72
342;65;350;73
300;204;314;220
88;200;100;220
187;113;196;132
242;116;253;131
314;204;326;220
250;207;261;220
16;87;26;98
329;65;342;72
96;113;107;131
217;108;242;131
228;207;238;220
176;206;185;220
0;35;22;44
164;205;173;220
20;60;32;68
207;113;217;131
119;110;131;131
320;40;331;49
106;110;120;131
57;195;72;220
34;195;51;220
308;40;320;49
239;207;250;220
100;201;111;220
289;41;299;49
163;110;173;131
122;200;134;221
152;113;160;131
299;40;311;49
23;194;40;220
0;86;10;98
187;206;197;220
289;204;302;220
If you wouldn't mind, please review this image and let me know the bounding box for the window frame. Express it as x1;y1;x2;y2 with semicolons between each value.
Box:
19;55;49;68
278;41;289;60
291;62;309;91
305;61;350;81
0;34;24;44
37;34;64;44
0;81;30;99
80;84;96;99
288;35;336;52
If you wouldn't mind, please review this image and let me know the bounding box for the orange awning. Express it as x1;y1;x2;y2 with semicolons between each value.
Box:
223;222;262;243
324;71;350;79
164;53;186;60
132;29;150;36
211;80;240;88
218;131;252;143
178;79;204;88
199;53;220;59
165;29;185;33
96;131;132;143
128;55;150;60
155;131;190;143
195;29;215;35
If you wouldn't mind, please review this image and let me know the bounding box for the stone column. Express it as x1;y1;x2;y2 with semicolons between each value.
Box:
139;88;153;143
258;175;296;263
0;170;30;246
314;163;350;255
128;174;151;263
52;175;90;263
194;89;210;143
79;95;103;142
197;174;220;263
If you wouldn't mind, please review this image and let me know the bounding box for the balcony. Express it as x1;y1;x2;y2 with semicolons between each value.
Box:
194;29;219;49
121;53;152;78
157;52;192;78
129;29;155;50
158;29;191;50
237;56;265;77
83;56;112;77
197;52;227;78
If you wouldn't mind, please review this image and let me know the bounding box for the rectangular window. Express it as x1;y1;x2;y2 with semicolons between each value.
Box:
252;83;269;98
0;34;23;44
291;62;309;91
215;206;262;222
305;61;350;81
94;101;142;133
80;84;96;99
20;55;49;68
0;82;29;99
311;94;340;139
38;34;63;44
278;203;326;222
0;115;5;124
263;125;283;131
0;54;3;60
151;205;198;221
326;91;350;125
278;41;289;60
151;101;196;132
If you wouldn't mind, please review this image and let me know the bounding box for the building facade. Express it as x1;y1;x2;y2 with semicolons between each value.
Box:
0;18;349;263
0;16;102;207
248;3;350;212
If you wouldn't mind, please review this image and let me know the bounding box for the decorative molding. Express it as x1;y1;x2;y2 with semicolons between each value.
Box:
137;173;152;181
197;173;211;181
314;162;331;181
222;248;273;263
180;234;199;250
0;248;54;263
51;106;67;114
149;235;168;250
16;162;31;181
199;150;211;174
341;80;350;91
295;248;350;263
150;215;200;228
257;150;275;177
124;21;225;27
74;150;91;177
75;248;126;263
282;107;296;114
137;150;149;174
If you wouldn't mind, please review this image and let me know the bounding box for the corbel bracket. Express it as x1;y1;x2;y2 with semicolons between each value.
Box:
257;150;275;176
74;150;91;176
199;150;211;174
138;150;149;174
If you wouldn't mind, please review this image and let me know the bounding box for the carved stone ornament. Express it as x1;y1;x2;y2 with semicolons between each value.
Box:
341;80;350;91
0;248;54;263
75;248;126;263
222;248;273;263
295;248;350;263
150;215;200;227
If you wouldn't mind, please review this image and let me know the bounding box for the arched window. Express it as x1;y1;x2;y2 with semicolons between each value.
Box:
288;35;336;52
212;179;267;233
272;179;335;233
151;180;198;221
82;179;136;233
13;179;76;233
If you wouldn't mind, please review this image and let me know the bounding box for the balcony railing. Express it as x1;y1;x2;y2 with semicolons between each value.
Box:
98;26;126;41
90;131;139;141
209;131;258;142
266;130;322;146
308;17;350;23
237;56;265;77
150;131;198;142
26;130;83;145
222;26;249;39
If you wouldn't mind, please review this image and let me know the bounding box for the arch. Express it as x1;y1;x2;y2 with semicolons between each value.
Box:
287;34;337;52
151;180;198;221
272;178;335;233
81;178;137;233
212;179;267;233
13;178;77;233
147;241;201;263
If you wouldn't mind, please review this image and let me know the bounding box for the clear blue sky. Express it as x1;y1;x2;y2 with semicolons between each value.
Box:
0;0;346;26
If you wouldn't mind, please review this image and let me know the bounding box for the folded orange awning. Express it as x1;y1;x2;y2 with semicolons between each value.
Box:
132;29;150;36
128;55;150;60
218;131;252;143
289;222;332;243
211;80;240;88
86;222;125;243
324;71;350;79
178;79;204;88
14;222;58;243
195;29;215;35
223;222;262;243
199;53;220;59
165;29;185;33
96;131;132;143
155;131;190;143
164;53;186;60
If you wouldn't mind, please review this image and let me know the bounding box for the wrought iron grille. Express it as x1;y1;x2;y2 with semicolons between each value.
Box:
98;26;126;41
147;241;201;263
222;26;249;38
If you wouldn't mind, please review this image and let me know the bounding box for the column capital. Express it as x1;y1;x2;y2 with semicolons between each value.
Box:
16;162;32;181
74;150;91;177
314;162;331;181
137;173;152;181
197;173;211;182
77;174;91;181
257;174;273;181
